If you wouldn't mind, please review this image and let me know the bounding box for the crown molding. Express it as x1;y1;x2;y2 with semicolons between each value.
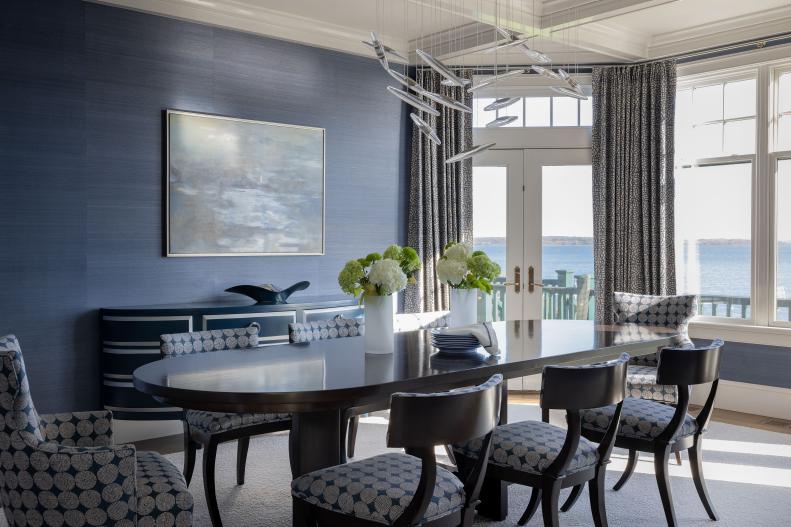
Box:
88;0;409;62
647;5;791;59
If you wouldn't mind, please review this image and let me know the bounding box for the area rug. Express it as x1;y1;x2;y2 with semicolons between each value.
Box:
4;404;790;526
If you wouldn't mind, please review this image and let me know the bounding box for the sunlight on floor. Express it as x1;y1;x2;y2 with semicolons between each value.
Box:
702;439;791;458
609;453;791;488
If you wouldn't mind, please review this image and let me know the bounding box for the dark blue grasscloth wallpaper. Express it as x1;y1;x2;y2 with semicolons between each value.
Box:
0;0;410;412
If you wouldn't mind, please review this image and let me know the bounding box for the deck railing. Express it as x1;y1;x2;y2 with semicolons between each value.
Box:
477;273;791;322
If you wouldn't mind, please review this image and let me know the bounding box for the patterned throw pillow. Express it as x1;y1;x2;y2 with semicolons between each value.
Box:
288;316;364;343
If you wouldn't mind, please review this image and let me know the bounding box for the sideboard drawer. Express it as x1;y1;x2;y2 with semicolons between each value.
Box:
302;305;364;323
201;311;296;344
102;315;193;345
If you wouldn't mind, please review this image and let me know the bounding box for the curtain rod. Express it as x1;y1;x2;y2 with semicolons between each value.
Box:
427;31;791;75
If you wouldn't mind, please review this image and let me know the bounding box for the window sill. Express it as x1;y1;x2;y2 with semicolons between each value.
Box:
689;320;791;347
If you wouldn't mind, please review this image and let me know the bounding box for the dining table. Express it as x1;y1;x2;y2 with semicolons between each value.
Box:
133;319;679;521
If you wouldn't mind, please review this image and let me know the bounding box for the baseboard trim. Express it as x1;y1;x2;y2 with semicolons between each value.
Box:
113;419;182;444
692;380;791;421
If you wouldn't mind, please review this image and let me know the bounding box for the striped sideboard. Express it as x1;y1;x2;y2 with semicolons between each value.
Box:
101;297;363;420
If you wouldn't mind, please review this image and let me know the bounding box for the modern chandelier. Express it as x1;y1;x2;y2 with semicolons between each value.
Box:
363;0;588;164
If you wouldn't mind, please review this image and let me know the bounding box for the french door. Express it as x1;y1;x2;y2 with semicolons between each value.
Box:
472;148;593;322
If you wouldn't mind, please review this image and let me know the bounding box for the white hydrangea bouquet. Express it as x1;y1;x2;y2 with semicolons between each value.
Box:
436;242;501;293
338;244;421;300
436;242;501;326
338;245;421;353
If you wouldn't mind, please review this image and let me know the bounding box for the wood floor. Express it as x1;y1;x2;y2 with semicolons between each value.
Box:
510;391;791;436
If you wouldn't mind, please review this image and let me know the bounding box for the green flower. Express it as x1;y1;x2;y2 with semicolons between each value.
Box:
383;244;402;261
468;253;501;282
400;246;421;274
338;260;365;296
365;252;382;264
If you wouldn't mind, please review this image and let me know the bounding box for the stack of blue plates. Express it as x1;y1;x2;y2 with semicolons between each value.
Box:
430;329;481;356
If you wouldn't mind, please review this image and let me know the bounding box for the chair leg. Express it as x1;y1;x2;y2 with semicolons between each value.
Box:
540;483;561;527
182;422;197;486
689;438;719;521
517;487;542;526
292;498;315;527
236;436;250;485
589;467;608;527
347;416;359;458
560;484;584;512
613;449;638;491
675;450;683;466
654;446;678;527
203;439;224;527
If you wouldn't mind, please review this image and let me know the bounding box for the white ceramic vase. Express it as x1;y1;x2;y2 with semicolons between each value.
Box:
449;288;478;327
364;294;395;354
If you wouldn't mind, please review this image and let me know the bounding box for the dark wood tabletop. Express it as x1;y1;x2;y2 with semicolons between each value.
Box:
133;319;678;414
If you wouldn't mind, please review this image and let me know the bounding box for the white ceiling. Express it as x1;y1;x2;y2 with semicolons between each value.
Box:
92;0;791;65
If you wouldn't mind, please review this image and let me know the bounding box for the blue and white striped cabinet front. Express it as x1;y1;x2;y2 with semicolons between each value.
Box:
101;297;359;420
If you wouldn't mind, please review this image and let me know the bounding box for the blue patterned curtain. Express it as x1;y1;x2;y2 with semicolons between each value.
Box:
592;61;677;323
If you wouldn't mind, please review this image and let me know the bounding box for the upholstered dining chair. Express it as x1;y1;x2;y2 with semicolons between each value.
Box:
613;292;698;405
577;340;724;527
288;316;369;459
453;354;629;527
0;334;194;526
291;374;502;527
160;326;290;527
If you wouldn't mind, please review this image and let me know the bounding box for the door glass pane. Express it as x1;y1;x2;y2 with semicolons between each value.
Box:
552;97;578;126
473;166;508;322
777;159;791;322
525;97;551;126
675;163;752;319
542;166;594;320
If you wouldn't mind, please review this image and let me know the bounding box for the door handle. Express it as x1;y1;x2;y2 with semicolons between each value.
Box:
502;265;521;293
528;266;544;293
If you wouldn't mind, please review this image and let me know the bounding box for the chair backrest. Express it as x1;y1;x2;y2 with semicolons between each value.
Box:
387;374;502;448
541;354;630;477
160;325;259;359
393;311;450;333
287;316;364;343
656;339;724;387
541;353;630;411
612;292;698;328
386;375;502;527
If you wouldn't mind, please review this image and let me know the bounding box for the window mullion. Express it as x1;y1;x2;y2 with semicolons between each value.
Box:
754;64;772;326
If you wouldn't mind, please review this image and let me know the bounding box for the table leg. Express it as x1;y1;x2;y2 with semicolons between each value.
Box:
289;409;345;478
478;384;509;520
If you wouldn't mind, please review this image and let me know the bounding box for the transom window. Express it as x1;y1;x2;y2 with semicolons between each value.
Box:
473;96;592;128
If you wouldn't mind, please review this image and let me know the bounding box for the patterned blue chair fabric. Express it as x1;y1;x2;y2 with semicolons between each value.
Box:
291;375;503;525
0;334;193;527
159;327;290;435
581;397;698;441
160;327;259;358
613;292;698;404
288;316;364;343
291;452;464;525
453;420;599;476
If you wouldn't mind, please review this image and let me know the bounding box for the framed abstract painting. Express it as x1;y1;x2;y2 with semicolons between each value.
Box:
165;110;325;256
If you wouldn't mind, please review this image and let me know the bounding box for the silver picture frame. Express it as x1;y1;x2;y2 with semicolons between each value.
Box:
165;109;326;257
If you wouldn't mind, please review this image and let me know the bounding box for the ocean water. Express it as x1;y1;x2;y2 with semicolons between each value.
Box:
474;239;791;320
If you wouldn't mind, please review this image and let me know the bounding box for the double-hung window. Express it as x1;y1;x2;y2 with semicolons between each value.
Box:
675;62;791;327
